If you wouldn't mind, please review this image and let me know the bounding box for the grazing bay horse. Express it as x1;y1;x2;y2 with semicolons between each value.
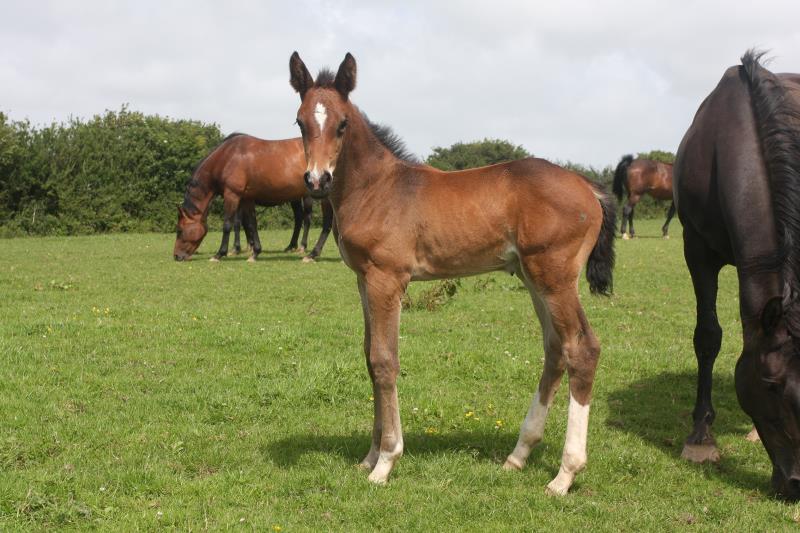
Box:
613;155;675;238
173;133;334;262
674;50;800;499
289;52;616;495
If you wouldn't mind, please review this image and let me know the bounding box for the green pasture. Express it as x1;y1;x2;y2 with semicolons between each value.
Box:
1;219;799;531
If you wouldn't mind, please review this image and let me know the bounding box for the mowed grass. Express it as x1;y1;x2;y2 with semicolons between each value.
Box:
1;219;799;531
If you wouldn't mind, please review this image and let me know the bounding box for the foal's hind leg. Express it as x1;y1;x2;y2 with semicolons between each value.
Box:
543;290;600;496
681;225;723;463
504;285;565;470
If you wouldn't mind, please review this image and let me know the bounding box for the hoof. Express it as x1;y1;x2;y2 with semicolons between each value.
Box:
621;233;630;240
297;246;307;254
503;456;524;471
745;427;761;443
663;235;670;240
545;480;570;497
247;256;256;263
301;255;316;264
681;443;720;463
209;256;220;263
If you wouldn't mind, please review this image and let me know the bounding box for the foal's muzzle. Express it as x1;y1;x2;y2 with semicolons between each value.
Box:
304;170;333;198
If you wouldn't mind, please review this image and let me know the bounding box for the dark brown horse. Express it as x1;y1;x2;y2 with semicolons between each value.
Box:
289;52;616;494
173;133;333;262
674;50;800;499
613;155;675;238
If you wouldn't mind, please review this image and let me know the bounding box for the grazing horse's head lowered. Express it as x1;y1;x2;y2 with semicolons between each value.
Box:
173;204;207;261
674;49;800;499
290;52;357;199
736;297;800;497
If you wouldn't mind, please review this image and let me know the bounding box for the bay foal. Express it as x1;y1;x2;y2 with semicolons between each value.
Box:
290;52;615;494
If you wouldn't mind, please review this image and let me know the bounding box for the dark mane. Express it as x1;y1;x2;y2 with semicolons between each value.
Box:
181;133;245;214
741;49;800;337
360;111;420;164
315;69;336;88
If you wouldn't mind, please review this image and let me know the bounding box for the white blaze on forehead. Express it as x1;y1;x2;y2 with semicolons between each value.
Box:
314;102;327;130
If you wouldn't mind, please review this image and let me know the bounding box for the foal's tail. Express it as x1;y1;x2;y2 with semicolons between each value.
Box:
586;184;616;296
612;154;634;201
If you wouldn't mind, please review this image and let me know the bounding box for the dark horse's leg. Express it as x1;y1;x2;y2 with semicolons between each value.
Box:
212;194;240;261
304;199;334;262
662;202;677;238
681;223;724;463
300;196;313;253
621;195;638;239
242;204;256;251
232;208;243;255
241;203;262;262
284;200;304;252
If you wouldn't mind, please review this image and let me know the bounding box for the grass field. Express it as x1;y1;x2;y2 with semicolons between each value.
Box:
2;219;799;531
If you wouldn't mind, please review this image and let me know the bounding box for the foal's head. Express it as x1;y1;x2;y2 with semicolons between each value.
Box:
735;297;800;499
173;205;207;261
289;52;357;199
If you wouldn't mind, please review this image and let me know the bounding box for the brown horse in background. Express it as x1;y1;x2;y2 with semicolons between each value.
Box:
289;52;616;495
173;134;333;262
613;155;675;239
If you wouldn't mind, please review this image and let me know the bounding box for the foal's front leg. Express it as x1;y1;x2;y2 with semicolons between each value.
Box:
360;271;407;484
357;278;381;471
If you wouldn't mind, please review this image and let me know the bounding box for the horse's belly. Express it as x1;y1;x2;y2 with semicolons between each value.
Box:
410;242;517;281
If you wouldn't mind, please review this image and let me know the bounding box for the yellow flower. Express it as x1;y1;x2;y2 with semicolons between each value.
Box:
494;419;504;429
272;525;282;532
465;411;474;418
425;427;438;435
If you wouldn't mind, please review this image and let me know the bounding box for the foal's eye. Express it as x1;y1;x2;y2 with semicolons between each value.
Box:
337;119;348;136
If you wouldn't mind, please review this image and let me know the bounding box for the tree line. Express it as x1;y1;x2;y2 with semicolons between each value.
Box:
0;107;674;236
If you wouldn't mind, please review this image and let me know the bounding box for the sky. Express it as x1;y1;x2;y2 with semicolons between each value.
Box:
2;1;799;168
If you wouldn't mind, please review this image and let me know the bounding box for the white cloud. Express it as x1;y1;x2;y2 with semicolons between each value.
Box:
1;0;799;166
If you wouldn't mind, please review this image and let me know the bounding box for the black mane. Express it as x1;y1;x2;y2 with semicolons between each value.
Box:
741;49;800;337
314;69;336;88
360;111;420;164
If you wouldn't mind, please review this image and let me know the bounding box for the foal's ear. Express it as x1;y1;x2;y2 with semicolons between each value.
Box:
290;51;314;99
761;296;783;336
334;52;357;100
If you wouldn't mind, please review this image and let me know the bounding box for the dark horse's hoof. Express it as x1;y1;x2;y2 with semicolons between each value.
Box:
302;255;316;263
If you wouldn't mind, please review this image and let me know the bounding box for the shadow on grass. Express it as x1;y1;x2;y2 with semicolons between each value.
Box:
193;252;342;264
607;370;772;496
264;430;543;470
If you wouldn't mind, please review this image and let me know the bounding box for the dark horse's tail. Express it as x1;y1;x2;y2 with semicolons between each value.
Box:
612;154;634;201
586;182;617;296
741;50;800;319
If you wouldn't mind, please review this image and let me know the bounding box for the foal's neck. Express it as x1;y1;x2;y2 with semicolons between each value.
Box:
332;111;405;211
184;176;216;221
